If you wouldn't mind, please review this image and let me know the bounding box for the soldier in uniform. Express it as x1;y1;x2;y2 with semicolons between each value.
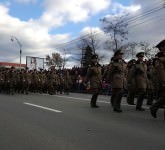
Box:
31;70;39;93
57;72;64;94
107;50;127;112
4;69;9;94
127;59;136;105
41;70;47;93
0;70;5;93
85;54;102;108
63;70;72;95
23;70;31;94
146;59;155;105
47;70;54;95
150;39;165;118
129;52;148;111
42;70;48;93
16;70;22;94
8;66;17;95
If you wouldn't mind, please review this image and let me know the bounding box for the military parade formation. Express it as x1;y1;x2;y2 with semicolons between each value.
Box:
85;39;165;119
0;39;165;120
0;68;73;95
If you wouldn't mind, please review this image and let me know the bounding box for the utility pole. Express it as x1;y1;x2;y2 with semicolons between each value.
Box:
11;36;22;69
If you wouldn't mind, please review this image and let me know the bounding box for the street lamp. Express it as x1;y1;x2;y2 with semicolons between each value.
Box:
10;36;22;69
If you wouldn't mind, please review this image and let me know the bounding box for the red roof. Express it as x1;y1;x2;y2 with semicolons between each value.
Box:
0;62;26;68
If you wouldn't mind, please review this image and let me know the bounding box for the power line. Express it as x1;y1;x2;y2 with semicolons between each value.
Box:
125;1;164;23
128;11;165;29
54;31;103;49
53;1;165;50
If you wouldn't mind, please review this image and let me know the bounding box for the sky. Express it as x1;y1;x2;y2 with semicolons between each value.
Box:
0;0;165;68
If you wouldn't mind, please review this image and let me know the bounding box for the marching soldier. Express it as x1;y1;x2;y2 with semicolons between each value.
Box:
8;66;17;95
85;54;102;108
129;52;148;111
43;70;48;93
150;39;165;118
146;59;155;105
18;70;24;94
23;70;31;94
47;69;58;95
4;69;9;94
63;70;72;95
47;70;54;95
127;59;136;105
0;70;5;93
57;72;64;94
41;71;47;93
31;70;39;93
107;50;127;112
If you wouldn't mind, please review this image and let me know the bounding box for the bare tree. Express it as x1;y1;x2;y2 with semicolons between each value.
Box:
45;52;63;69
77;30;102;67
45;55;52;67
100;15;128;52
77;30;100;54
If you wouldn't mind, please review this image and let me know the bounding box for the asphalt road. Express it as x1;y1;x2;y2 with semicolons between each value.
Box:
0;93;165;150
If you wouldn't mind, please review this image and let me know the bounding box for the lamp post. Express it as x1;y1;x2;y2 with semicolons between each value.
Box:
11;36;22;69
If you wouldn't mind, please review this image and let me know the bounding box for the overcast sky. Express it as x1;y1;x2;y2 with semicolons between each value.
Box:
0;0;165;68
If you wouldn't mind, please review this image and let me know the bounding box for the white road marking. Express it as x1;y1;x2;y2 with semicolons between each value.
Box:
55;95;90;101
24;102;62;113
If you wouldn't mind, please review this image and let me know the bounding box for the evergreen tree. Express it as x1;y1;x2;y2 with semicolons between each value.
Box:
81;45;93;67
